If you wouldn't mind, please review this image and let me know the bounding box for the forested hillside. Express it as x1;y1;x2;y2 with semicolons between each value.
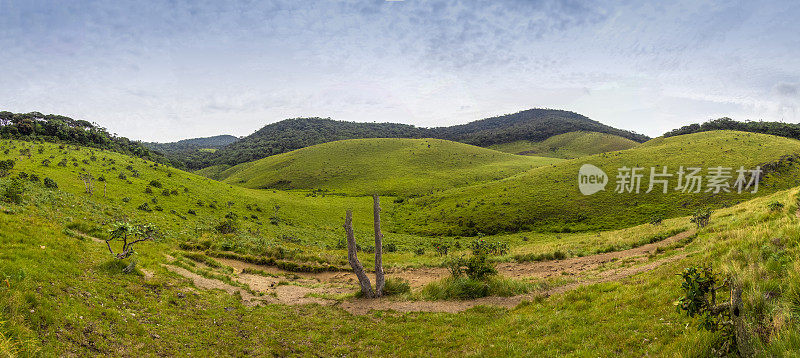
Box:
179;109;649;169
664;117;800;139
0;111;165;163
143;135;239;169
430;108;649;146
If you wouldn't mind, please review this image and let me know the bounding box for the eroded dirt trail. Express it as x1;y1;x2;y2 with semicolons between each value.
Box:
101;229;695;314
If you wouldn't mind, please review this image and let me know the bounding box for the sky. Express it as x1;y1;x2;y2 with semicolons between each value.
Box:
1;0;799;142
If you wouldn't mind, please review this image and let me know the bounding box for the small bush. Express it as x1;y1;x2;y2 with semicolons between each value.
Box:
422;276;531;300
144;187;153;194
691;208;712;228
137;202;152;212
0;159;14;171
1;178;26;204
649;214;664;225
385;242;397;253
382;277;411;296
767;201;785;212
43;177;58;189
118;172;127;180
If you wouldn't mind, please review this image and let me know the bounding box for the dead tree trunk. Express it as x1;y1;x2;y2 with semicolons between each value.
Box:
344;210;374;298
373;194;385;296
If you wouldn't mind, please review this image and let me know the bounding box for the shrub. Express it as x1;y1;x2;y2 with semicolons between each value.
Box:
144;187;153;194
385;242;397;253
118;172;127;180
0;159;14;171
767;201;784;212
382;277;411;296
1;178;26;204
28;174;39;183
137;202;152;212
43;177;58;189
691;208;712;228
122;197;131;203
162;189;171;196
148;180;162;188
650;214;664;225
432;241;450;256
215;216;239;234
422;276;530;300
414;247;425;256
188;209;196;215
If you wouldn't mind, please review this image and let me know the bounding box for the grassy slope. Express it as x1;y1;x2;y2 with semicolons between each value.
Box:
213;138;563;196
488;131;639;159
2;138;800;355
393;131;800;235
3;166;800;356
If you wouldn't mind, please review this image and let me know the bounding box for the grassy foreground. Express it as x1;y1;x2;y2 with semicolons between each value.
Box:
2;136;800;356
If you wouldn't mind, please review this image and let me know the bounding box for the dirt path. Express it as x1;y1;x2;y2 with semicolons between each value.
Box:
77;229;694;314
338;251;689;315
162;265;274;306
168;230;695;314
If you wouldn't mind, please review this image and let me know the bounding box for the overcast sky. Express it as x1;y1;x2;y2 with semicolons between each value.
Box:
2;0;799;142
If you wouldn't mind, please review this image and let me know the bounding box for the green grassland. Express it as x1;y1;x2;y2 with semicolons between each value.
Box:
210;138;563;196
488;131;640;158
3;155;800;355
392;131;800;236
2;134;800;356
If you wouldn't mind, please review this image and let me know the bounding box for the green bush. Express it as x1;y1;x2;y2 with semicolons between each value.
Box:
0;159;14;171
137;202;152;212
767;201;785;212
691;208;712;228
149;180;162;188
43;177;58;189
421;276;531;300
382;277;411;296
1;178;25;204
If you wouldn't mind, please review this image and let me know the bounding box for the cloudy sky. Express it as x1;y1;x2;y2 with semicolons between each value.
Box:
2;0;799;142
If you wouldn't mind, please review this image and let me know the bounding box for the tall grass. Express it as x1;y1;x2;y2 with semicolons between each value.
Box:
421;276;532;300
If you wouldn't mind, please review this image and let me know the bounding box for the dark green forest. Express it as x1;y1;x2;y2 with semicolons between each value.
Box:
0;111;166;163
430;108;650;146
664;117;800;140
175;109;650;169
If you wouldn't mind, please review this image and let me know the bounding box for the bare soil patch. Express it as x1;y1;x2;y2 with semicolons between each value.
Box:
157;230;694;314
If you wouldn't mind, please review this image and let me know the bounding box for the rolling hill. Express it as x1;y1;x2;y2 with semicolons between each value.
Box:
488;131;640;158
429;108;649;146
211;138;564;196
3;133;800;356
176;109;648;169
391;131;800;235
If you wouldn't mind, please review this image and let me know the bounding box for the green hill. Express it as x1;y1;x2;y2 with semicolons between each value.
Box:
391;131;800;235
3;136;800;355
177;109;648;169
214;138;563;196
489;131;640;158
430;108;649;146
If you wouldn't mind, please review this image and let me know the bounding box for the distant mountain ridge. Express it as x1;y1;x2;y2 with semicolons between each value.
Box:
177;108;649;169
